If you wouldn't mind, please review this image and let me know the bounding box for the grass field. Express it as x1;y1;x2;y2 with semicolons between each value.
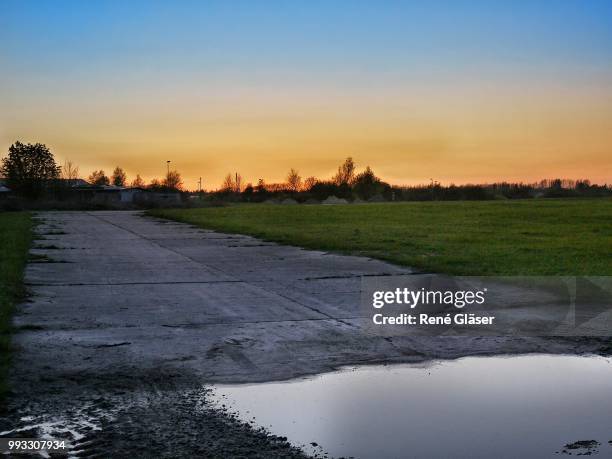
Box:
0;212;32;400
150;199;612;276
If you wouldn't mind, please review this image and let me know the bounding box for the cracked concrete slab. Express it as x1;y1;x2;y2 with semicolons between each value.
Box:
15;211;421;387
12;210;609;391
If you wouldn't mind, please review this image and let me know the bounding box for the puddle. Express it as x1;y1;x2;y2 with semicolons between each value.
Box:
209;355;612;458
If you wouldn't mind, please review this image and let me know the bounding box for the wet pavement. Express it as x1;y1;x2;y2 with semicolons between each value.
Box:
2;211;610;457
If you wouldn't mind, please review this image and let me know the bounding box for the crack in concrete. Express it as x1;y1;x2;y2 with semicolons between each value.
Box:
92;212;342;322
26;280;244;287
300;272;422;281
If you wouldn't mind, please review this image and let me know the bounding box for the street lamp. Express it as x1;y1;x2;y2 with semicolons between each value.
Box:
167;160;171;176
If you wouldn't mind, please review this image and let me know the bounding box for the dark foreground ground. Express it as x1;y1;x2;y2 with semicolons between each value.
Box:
2;211;610;457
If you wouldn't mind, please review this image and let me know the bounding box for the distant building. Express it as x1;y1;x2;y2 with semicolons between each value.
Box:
0;184;12;199
0;177;182;207
120;187;144;203
66;178;90;187
69;185;181;206
0;178;11;196
134;190;181;205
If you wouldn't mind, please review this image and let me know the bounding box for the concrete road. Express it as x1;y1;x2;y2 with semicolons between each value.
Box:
3;211;608;457
14;210;581;384
16;210;421;384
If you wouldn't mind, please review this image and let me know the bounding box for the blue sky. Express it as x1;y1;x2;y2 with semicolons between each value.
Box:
4;1;612;78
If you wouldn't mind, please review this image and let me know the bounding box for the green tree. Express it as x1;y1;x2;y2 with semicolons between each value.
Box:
352;166;385;200
111;167;127;187
163;170;183;190
1;141;60;197
88;170;110;186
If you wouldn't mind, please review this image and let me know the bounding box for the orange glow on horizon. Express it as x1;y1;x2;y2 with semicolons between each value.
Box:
1;80;611;189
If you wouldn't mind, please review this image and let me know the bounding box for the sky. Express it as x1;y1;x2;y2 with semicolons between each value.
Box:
1;0;611;189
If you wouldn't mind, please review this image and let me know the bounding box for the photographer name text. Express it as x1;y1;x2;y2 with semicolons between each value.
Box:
371;287;495;327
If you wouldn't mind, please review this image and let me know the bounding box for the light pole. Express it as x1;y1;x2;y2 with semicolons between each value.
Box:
167;160;171;176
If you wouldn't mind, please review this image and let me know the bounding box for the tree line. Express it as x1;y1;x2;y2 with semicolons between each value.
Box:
1;141;183;198
217;158;391;201
86;168;182;191
1;140;610;201
213;157;611;202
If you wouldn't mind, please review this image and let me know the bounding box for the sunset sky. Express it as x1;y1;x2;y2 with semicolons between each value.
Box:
2;0;611;189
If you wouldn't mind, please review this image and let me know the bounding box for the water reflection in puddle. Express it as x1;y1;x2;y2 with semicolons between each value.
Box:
210;355;612;458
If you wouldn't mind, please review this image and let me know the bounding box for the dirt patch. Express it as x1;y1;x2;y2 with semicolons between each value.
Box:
561;440;601;455
1;368;310;458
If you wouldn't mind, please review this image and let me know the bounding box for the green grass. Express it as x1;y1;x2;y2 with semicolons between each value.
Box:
0;212;32;401
149;199;612;276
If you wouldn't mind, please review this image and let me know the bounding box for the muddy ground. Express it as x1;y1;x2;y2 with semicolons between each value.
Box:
2;211;610;457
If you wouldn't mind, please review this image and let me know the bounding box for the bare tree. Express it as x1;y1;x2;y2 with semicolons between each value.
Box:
111;167;127;187
221;173;235;192
221;173;242;192
286;168;302;192
88;170;110;186
61;160;79;185
131;174;145;188
148;178;162;189
333;157;356;186
303;176;317;191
